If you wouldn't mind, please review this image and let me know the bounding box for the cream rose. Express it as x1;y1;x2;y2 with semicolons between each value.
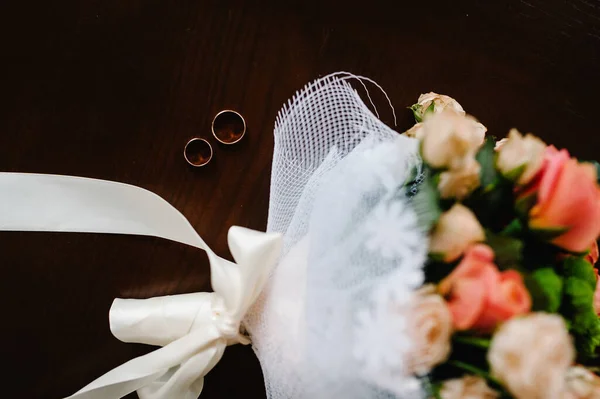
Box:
495;138;508;151
488;313;575;399
438;157;481;200
405;122;424;139
405;285;453;375
472;120;488;142
420;111;485;170
496;129;547;185
438;375;499;399
429;203;485;262
412;92;465;122
564;366;600;399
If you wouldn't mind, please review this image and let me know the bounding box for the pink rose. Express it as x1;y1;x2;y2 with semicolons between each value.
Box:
439;245;531;331
524;146;600;253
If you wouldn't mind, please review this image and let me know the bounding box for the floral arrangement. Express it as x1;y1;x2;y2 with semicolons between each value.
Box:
401;93;600;398
8;73;600;399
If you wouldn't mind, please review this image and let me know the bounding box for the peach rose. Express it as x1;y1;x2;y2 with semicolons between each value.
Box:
488;313;575;399
420;111;485;170
413;92;466;121
439;244;531;331
496;129;546;185
405;285;453;375
524;146;600;253
438;157;481;200
429;204;485;262
405;122;424;139
564;366;600;399
495;138;508;151
438;375;499;399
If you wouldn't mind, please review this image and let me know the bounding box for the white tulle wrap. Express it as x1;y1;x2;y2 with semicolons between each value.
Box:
245;73;429;399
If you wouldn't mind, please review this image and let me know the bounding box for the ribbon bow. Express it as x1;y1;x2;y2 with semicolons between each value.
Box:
0;173;282;399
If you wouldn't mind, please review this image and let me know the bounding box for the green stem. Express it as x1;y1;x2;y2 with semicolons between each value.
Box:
447;360;502;387
452;335;491;349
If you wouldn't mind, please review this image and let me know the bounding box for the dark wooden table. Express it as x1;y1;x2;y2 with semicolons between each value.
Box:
0;0;599;398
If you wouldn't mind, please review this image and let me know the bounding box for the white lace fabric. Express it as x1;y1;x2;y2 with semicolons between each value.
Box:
245;73;429;399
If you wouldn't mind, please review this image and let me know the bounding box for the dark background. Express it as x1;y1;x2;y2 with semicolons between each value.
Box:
0;0;599;398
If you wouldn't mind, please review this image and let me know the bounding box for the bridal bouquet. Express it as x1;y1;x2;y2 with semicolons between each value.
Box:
243;76;600;399
4;74;600;399
395;94;600;398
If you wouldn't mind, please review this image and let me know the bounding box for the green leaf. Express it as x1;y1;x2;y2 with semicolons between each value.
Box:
476;138;499;190
501;218;524;237
524;268;563;312
564;317;573;330
485;230;523;269
424;378;442;399
563;257;597;290
428;252;446;262
424;101;435;118
565;277;595;309
453;335;491;349
409;101;435;124
530;225;570;241
562;277;600;359
410;173;442;233
410;104;423;123
466;138;517;231
515;191;537;218
466;180;515;231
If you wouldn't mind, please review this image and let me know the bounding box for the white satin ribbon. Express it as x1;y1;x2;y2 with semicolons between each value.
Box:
0;173;282;399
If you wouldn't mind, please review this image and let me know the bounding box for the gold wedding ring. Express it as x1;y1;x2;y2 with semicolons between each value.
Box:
212;110;246;145
184;138;213;167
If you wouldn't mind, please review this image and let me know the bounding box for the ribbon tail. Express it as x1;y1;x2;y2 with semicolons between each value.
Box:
0;173;207;250
137;344;226;399
64;370;166;399
64;328;224;399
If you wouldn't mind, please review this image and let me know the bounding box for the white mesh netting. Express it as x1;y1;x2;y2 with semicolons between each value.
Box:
244;73;429;399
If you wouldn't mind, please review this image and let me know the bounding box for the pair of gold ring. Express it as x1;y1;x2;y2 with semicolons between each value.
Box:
184;110;246;167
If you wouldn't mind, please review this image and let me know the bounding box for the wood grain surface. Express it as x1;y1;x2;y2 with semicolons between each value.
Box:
0;0;599;397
